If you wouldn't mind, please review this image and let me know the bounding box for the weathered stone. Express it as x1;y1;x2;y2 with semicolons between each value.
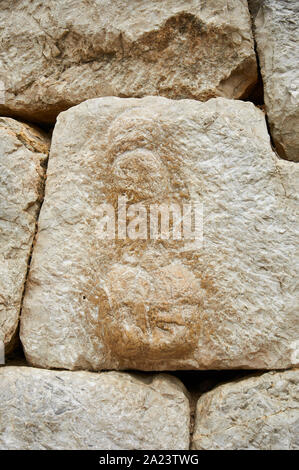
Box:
253;0;299;161
0;0;257;123
0;366;190;450
192;369;299;450
0;118;49;354
21;96;299;371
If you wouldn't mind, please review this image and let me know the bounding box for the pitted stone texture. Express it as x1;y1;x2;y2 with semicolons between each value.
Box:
0;367;189;450
0;118;49;353
0;0;257;123
192;369;299;450
253;0;299;161
21;96;299;371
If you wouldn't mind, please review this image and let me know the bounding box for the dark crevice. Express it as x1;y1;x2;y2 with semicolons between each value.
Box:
4;326;26;363
243;73;264;107
16;135;51;360
245;3;265;107
264;113;281;157
0;109;59;131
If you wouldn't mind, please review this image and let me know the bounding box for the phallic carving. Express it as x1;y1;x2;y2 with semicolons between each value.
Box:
95;108;202;364
107;108;170;204
98;263;202;363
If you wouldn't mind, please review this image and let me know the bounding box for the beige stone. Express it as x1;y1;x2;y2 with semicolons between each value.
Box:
0;366;190;450
192;369;299;450
0;0;257;123
0;118;49;353
253;0;299;161
21;96;299;371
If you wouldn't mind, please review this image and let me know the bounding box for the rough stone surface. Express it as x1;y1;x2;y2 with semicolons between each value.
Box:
192;369;299;450
253;0;299;161
21;96;299;371
0;118;49;353
0;0;257;123
0;366;190;450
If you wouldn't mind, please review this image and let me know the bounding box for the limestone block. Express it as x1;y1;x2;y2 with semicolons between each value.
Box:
192;369;299;449
0;0;257;123
253;0;299;161
0;118;49;353
0;367;189;450
21;96;299;371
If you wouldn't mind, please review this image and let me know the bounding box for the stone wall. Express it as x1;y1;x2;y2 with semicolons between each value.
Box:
0;0;298;450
